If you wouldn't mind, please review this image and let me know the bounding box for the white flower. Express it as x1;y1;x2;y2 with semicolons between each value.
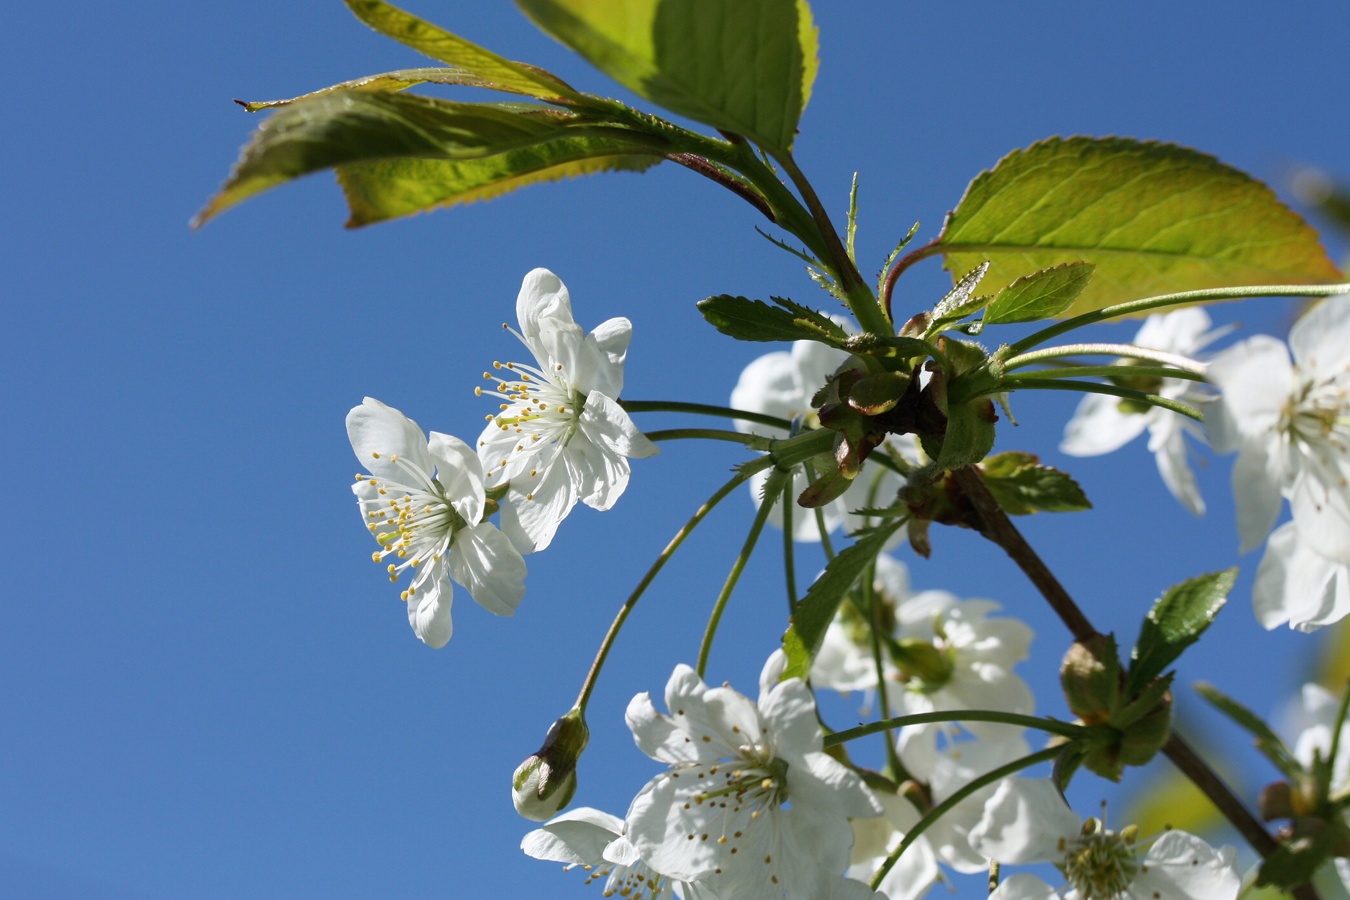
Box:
347;397;526;648
1253;521;1350;631
477;269;658;552
522;807;676;899
898;725;1031;874
846;790;940;900
811;556;1034;735
1206;295;1350;559
623;652;882;899
1060;308;1222;515
730;334;914;542
970;778;1240;900
1287;684;1350;899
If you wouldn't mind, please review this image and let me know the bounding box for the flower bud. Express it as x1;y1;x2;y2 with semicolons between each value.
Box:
1060;634;1121;726
512;707;588;822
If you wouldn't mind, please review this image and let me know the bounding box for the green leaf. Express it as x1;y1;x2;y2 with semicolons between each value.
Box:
344;0;583;102
980;451;1091;515
983;261;1096;325
515;0;818;151
196;92;578;226
696;295;848;345
934;137;1340;316
1128;569;1234;694
780;522;901;680
928;261;992;331
235;68;505;112
338;139;661;225
1195;681;1303;780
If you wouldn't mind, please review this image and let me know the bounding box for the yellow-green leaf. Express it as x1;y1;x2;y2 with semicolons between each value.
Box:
934;137;1340;316
195;92;576;226
515;0;818;151
338;141;661;226
236;68;501;112
344;0;584;103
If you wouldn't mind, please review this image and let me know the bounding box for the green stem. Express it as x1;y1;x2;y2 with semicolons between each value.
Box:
1330;679;1350;779
773;150;892;334
860;563;905;779
999;364;1207;384
620;399;792;433
869;745;1062;889
574;464;767;712
1005;282;1350;358
827;711;1088;747
1004;343;1207;375
644;428;773;448
998;378;1205;421
782;475;799;614
697;467;789;676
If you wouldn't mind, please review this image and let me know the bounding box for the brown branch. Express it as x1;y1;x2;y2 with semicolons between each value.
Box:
950;465;1316;897
951;466;1098;642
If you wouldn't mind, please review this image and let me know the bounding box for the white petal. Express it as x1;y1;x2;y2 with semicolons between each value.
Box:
731;351;810;435
346;397;436;483
516;268;575;347
1291;465;1350;565
406;568;453;648
509;460;578;552
758;649;789;697
968;778;1080;865
988;874;1062;900
758;678;824;756
1060;393;1149;456
520;807;623;865
1149;417;1205;516
1132;831;1240;900
581;316;631;398
580;392;659;459
1205;335;1294;451
427;431;486;523
1290;294;1350;373
564;436;629;512
449;523;526;616
1231;441;1284;553
625;692;703;765
1254;522;1350;631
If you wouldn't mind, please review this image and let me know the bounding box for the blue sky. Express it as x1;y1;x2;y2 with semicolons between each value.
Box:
5;2;1350;897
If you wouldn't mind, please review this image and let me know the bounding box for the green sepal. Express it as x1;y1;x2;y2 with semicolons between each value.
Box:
980;451;1091;515
1257;818;1342;890
197;92;583;226
515;0;819;152
345;0;585;103
1195;681;1304;781
848;371;910;415
696;295;849;346
932;397;997;469
1127;568;1235;695
780;520;903;681
934;137;1341;317
983;261;1096;325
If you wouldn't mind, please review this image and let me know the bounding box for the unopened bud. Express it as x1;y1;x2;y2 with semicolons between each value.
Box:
1060;634;1121;725
512;707;588;822
1259;781;1295;822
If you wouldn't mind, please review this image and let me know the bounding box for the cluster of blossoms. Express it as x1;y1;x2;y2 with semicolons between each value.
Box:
346;269;656;646
523;651;1242;900
1062;298;1350;632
